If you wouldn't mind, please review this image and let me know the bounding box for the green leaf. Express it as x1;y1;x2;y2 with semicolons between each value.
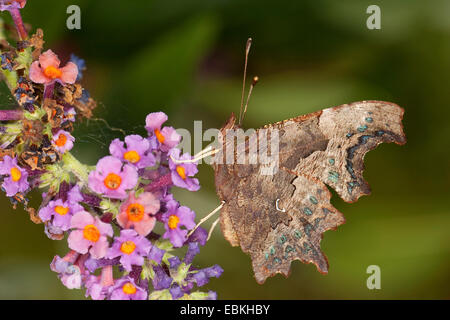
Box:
99;199;120;216
15;47;33;74
172;262;191;285
39;164;70;192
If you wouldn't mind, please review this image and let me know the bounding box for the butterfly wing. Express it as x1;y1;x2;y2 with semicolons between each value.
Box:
291;100;406;202
214;100;406;284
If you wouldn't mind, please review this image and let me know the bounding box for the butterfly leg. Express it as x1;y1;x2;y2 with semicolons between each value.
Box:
187;201;225;237
170;146;219;164
207;217;220;241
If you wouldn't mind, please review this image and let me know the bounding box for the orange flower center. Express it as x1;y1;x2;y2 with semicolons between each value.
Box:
120;240;136;255
123;150;140;164
83;224;100;242
55;133;67;147
10;167;21;182
154;129;165;143
43;65;62;79
176;166;186;180
103;173;122;190
54;205;69;216
126;203;145;222
168;215;180;230
122;282;137;295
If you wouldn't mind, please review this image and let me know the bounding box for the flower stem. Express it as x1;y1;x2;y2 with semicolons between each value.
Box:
62;152;90;185
0;109;23;121
8;8;27;40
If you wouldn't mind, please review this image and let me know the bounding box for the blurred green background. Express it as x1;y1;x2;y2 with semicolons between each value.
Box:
0;0;449;299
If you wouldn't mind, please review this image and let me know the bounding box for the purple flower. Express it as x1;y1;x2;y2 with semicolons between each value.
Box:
186;226;208;246
109;277;147;300
88;156;138;199
84;256;120;273
184;242;201;265
85;265;114;300
168;148;200;191
148;245;165;264
67;184;84;203
64;107;76;122
52;130;74;153
169;284;184;299
50;252;88;290
68;211;113;259
109;134;155;169
152;265;173;290
38;198;82;231
85;275;107;300
0;155;29;196
145;112;181;152
190;265;224;287
106;229;151;272
162;200;196;248
168;256;182;269
0;0;26;11
39;185;84;231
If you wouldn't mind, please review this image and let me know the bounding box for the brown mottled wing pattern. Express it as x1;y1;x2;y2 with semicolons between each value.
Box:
213;100;406;284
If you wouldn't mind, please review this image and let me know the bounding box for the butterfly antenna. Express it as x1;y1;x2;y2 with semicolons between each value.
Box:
238;38;252;126
241;76;259;125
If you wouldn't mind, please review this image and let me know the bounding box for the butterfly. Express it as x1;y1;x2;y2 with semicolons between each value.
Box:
208;39;406;284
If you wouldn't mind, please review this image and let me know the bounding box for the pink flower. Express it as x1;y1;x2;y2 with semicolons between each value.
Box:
145;112;181;152
29;49;78;85
117;192;160;236
68;211;113;259
109;277;147;300
52;130;74;153
109;134;155;169
88;156;138;199
106;229;151;272
162;200;196;248
168;148;200;191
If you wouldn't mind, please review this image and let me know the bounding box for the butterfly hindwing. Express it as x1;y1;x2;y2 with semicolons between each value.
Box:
292;101;406;202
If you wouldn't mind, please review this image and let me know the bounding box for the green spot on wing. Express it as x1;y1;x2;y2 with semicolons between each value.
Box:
328;171;339;183
357;124;368;132
309;196;318;205
285;245;295;253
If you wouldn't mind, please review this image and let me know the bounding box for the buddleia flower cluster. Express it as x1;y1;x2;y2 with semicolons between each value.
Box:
0;0;222;300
